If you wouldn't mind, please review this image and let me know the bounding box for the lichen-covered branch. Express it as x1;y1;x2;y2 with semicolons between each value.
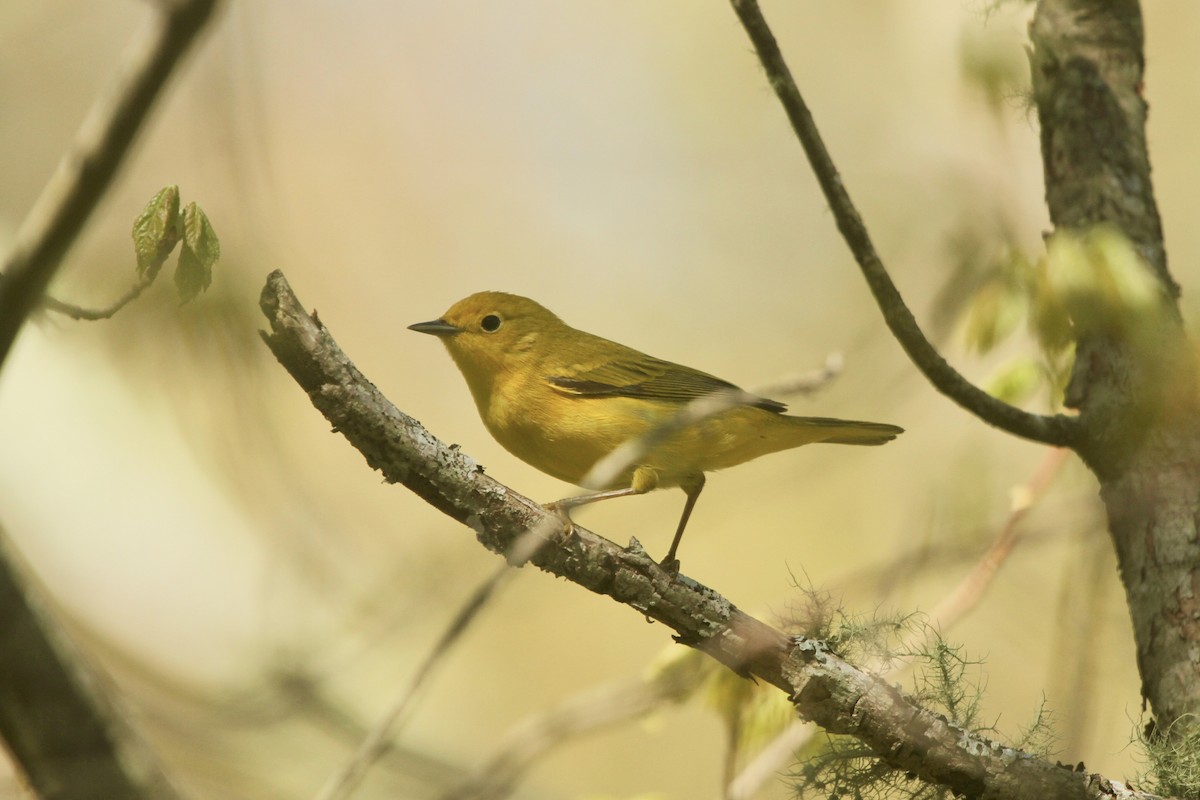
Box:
259;269;1160;800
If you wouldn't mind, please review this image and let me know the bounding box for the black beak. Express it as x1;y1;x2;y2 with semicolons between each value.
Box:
408;319;461;337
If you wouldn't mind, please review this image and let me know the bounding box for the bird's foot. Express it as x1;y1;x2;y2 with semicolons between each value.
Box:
658;555;681;574
542;501;576;538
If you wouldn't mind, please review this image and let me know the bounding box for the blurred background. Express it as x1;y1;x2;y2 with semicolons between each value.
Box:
2;1;1198;798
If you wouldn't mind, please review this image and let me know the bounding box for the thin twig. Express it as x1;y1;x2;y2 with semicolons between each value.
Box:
314;526;553;800
727;720;812;800
0;0;218;368
728;0;1078;449
922;447;1070;629
440;672;695;800
0;524;184;799
41;272;157;320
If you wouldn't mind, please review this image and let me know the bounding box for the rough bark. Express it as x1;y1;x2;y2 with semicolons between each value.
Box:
1030;0;1200;733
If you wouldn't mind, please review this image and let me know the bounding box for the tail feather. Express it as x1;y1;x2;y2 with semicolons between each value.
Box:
794;416;904;446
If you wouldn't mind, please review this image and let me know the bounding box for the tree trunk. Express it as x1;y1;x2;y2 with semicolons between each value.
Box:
1031;0;1200;736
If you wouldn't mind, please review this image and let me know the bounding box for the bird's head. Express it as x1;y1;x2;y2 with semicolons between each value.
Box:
409;291;563;397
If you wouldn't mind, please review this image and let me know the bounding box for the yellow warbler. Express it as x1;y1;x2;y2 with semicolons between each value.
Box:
410;292;902;569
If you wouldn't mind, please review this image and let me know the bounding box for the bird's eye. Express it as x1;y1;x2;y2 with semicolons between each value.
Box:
480;314;502;333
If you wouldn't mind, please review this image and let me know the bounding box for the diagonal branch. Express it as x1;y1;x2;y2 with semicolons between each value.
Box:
259;269;1156;800
0;0;219;370
0;524;184;800
728;0;1079;449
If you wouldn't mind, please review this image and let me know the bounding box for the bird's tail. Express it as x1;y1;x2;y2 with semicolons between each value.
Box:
790;416;904;445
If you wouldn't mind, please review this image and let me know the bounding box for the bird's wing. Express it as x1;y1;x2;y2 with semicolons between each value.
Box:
547;355;786;413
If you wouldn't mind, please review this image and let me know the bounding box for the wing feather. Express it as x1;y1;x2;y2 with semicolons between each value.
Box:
547;355;786;413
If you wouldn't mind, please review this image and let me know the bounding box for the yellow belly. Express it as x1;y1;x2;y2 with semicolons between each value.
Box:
482;389;832;491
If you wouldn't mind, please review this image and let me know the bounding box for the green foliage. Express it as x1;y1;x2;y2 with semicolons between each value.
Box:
648;590;1060;800
949;225;1168;413
43;186;221;321
963;273;1025;354
176;201;219;303
132;184;180;279
130;185;220;303
982;356;1042;406
1138;714;1200;798
947;240;1074;411
647;632;801;756
1039;226;1168;337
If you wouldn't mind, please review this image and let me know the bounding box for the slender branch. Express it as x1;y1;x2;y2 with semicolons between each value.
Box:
0;524;183;800
728;720;812;800
260;269;1158;800
440;674;692;800
922;446;1070;629
728;0;1079;449
315;528;551;800
40;271;157;320
315;565;510;800
0;0;218;368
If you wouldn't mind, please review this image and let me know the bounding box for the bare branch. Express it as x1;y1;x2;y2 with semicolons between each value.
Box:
315;527;552;800
0;0;219;368
922;447;1070;630
440;674;692;800
727;0;1079;449
40;271;158;320
260;269;1159;800
0;524;183;800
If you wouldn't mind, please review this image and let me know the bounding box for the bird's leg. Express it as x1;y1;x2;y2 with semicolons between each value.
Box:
546;467;659;546
660;474;706;573
545;487;643;534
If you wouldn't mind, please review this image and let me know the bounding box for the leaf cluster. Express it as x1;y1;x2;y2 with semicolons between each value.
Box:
132;184;220;303
945;223;1168;418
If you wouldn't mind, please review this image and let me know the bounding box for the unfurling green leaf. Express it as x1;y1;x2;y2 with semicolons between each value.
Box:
964;278;1025;354
1041;226;1165;335
984;357;1042;406
1028;263;1075;355
131;185;181;279
175;201;220;303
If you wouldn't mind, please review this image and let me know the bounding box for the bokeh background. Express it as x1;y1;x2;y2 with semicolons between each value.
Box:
2;1;1199;798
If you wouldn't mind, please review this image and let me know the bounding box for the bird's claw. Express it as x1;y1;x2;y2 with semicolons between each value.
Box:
658;555;681;574
543;501;575;537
